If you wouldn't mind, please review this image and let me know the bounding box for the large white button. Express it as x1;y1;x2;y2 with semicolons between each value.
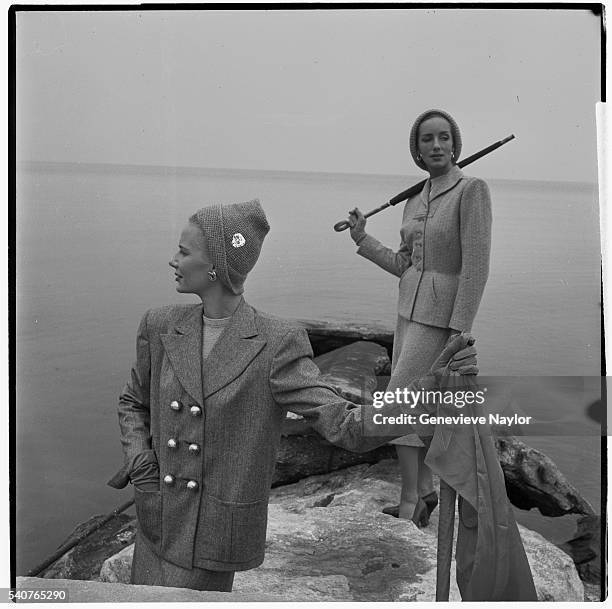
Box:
170;400;182;411
163;474;175;485
187;480;199;491
167;438;177;449
190;405;202;417
188;443;200;455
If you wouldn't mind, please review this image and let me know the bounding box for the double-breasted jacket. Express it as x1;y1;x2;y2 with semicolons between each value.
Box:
108;299;436;572
357;166;492;332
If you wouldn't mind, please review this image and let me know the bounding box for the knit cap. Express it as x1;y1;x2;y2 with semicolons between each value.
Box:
189;199;270;295
409;109;462;170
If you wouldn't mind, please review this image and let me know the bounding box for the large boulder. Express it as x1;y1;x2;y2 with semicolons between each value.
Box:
495;436;595;516
100;460;583;602
313;340;391;402
295;319;394;358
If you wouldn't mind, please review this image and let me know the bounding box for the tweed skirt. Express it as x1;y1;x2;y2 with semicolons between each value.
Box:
131;530;235;592
387;318;451;447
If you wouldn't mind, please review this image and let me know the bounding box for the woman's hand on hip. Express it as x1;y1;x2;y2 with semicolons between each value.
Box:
348;207;367;244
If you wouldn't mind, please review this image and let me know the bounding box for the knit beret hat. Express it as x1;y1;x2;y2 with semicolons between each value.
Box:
409;109;462;170
189;199;270;295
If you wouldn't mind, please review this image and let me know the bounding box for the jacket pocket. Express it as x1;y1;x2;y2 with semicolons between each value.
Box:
194;494;233;563
194;495;268;565
431;273;459;307
230;498;269;563
134;487;162;547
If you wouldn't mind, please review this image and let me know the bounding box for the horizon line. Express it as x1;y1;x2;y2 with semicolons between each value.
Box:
17;159;598;187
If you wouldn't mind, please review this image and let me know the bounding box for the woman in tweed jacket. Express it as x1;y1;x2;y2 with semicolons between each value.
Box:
108;199;477;592
347;109;492;525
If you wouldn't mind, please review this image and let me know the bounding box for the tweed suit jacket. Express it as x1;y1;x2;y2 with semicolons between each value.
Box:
357;166;492;332
108;299;438;572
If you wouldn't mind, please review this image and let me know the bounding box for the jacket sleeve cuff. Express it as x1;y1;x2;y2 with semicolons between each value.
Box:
356;234;382;259
353;232;367;246
448;318;471;333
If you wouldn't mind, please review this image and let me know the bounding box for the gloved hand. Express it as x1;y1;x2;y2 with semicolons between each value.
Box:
347;207;367;244
429;333;478;377
129;449;160;492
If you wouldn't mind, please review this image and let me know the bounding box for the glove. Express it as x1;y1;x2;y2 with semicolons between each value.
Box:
430;333;478;377
347;207;367;244
129;449;160;492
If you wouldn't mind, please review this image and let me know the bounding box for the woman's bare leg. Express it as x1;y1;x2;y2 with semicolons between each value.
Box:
417;447;435;497
396;445;420;519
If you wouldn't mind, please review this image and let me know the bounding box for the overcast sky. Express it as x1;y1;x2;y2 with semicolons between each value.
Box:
16;8;601;182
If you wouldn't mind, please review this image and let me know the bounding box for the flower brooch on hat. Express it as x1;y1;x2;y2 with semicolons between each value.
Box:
232;233;246;248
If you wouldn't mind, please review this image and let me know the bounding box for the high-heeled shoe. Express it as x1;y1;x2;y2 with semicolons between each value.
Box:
382;491;438;522
382;504;400;518
411;498;430;528
422;491;439;519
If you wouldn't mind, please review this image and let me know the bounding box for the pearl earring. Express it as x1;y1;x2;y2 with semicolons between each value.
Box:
208;269;217;282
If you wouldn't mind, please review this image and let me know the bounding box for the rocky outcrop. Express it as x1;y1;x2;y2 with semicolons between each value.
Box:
273;340;395;486
296;318;394;358
280;338;595;521
559;514;602;584
16;576;283;602
277;416;595;519
313;340;391;402
273;425;397;486
39;513;136;580
495;436;595;516
99;544;134;584
28;330;597;600
99;460;583;602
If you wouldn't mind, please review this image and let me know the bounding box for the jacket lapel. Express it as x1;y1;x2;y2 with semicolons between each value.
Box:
417;181;430;215
160;305;204;407
428;165;464;202
202;299;266;399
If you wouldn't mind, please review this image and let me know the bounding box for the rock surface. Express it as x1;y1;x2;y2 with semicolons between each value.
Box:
99;543;134;584
314;340;391;403
100;460;583;602
296;318;394;358
277;414;596;520
42;436;596;588
39;513;136;580
495;435;596;516
16;576;283;602
559;514;602;583
274;417;396;486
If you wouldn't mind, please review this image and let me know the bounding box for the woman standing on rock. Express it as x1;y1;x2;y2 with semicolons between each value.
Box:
107;199;475;592
346;109;492;526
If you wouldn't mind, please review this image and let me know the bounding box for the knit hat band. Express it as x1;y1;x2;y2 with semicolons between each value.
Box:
409;109;462;170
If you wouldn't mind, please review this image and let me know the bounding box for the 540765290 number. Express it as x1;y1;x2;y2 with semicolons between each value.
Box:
7;588;68;602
